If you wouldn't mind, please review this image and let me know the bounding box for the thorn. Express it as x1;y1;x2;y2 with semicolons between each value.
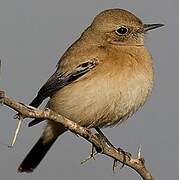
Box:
10;118;23;147
137;144;142;159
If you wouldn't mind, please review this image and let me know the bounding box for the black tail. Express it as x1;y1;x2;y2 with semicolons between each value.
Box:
18;136;58;173
28;118;45;127
29;95;44;108
28;95;46;127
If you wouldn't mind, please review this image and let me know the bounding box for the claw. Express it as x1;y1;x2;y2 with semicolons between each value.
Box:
112;159;120;172
81;145;98;164
119;148;127;169
112;148;131;172
13;113;20;120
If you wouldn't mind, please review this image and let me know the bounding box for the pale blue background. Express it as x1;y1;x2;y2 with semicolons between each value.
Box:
0;0;178;179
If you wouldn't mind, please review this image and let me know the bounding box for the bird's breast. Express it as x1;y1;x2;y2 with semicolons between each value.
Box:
48;48;153;128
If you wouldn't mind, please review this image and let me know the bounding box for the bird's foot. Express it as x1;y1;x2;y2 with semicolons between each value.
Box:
81;144;98;164
112;147;131;172
80;131;107;164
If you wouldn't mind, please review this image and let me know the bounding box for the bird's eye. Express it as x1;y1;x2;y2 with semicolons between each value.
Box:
116;26;128;35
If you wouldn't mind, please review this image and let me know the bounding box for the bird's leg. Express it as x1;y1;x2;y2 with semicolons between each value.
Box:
95;127;115;148
80;127;105;164
95;127;131;171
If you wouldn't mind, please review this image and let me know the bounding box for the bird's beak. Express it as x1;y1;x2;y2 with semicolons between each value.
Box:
144;23;164;32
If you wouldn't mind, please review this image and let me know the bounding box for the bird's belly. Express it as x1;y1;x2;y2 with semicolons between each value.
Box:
48;72;152;128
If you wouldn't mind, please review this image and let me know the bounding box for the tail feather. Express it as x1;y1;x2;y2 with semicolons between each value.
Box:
28;95;46;127
18;122;66;173
28;118;45;127
18;136;58;173
29;95;44;108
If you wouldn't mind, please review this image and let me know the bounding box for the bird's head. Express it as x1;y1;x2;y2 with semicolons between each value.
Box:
86;9;164;46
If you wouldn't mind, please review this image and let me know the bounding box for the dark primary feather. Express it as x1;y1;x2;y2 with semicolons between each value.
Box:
28;59;98;127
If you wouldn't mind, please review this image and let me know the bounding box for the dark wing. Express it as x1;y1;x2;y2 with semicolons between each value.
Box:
28;59;98;127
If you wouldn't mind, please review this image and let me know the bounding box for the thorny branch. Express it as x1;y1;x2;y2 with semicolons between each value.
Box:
0;90;154;180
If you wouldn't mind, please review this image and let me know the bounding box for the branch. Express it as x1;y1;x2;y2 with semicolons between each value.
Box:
0;90;154;180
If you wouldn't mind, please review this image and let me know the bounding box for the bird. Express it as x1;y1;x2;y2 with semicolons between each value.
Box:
18;8;164;173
